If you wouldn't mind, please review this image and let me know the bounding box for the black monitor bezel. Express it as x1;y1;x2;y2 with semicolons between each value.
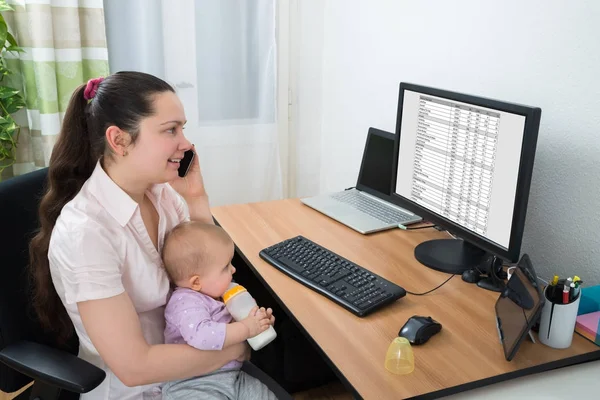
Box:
390;82;541;262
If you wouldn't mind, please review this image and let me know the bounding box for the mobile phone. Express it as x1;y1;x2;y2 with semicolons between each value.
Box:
178;150;195;178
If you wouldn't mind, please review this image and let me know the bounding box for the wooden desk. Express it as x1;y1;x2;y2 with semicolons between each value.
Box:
212;199;600;399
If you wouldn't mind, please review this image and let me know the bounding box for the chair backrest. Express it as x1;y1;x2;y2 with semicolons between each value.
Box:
0;169;79;393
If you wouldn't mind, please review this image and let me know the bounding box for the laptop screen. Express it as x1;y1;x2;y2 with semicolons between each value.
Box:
357;129;395;196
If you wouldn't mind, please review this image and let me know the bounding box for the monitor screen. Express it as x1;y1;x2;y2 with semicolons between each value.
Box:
391;83;541;267
357;128;394;196
395;90;525;249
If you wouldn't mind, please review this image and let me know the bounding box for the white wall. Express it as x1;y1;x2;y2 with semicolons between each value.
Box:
294;0;600;284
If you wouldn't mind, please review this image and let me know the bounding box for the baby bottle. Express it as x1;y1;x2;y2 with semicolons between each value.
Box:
223;282;277;350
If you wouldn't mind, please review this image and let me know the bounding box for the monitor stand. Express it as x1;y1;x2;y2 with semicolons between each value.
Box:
414;238;487;274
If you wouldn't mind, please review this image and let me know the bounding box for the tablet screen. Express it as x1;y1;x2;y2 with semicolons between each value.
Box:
495;254;545;361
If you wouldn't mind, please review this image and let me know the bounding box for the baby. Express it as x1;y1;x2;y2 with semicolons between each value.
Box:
161;221;277;400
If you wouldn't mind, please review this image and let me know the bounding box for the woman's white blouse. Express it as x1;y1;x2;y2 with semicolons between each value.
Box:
48;162;189;400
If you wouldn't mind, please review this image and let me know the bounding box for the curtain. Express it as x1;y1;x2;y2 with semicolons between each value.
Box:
104;0;284;207
1;0;109;180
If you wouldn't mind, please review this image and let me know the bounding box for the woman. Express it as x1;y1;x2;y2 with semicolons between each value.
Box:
28;71;272;399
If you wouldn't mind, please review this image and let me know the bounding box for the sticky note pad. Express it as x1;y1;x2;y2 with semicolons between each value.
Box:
575;311;600;346
578;285;600;315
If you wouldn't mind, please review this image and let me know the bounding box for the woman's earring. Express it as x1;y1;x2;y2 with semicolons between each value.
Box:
123;150;128;157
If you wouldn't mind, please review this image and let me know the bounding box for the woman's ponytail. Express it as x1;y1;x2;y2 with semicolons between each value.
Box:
29;83;99;344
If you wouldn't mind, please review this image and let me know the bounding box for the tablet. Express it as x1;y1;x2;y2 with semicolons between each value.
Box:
495;253;545;361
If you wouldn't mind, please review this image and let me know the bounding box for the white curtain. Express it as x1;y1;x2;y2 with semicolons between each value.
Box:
103;0;283;206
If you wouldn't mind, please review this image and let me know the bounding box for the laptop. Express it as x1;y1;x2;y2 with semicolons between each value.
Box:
301;127;422;234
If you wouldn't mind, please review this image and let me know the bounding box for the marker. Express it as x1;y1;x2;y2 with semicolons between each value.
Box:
398;224;407;230
563;284;570;304
551;275;559;286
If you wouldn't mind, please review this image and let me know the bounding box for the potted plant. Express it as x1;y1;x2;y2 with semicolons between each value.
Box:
0;0;25;180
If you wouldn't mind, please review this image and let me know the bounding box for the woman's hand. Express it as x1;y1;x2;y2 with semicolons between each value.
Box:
169;144;208;200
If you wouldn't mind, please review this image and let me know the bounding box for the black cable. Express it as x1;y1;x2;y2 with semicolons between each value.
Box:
406;274;455;296
344;186;356;191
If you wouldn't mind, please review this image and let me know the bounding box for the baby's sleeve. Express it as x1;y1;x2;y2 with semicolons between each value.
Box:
169;295;228;350
51;223;124;305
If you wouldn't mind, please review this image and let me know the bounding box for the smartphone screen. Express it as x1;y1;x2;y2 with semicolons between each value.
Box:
178;150;195;178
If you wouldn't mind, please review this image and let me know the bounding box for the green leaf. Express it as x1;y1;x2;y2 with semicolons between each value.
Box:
3;97;24;114
0;85;19;99
0;19;7;49
0;128;14;140
6;31;16;46
0;0;13;12
7;45;24;53
6;32;24;53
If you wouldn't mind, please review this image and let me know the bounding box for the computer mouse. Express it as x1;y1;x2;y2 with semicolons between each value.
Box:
461;269;481;283
398;315;442;345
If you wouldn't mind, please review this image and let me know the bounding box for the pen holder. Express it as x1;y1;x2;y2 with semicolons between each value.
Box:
538;284;581;349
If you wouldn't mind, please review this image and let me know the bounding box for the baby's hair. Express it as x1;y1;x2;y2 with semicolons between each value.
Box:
162;221;233;283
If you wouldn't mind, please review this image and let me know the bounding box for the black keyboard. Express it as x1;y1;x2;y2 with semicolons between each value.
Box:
259;236;406;317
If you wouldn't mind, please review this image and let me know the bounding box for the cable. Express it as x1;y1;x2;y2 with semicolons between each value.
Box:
406;274;456;296
405;224;436;230
344;186;356;191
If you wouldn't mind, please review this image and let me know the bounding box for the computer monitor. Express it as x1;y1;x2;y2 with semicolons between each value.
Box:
390;82;541;290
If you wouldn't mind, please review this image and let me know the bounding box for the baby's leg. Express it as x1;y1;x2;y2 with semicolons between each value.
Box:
162;370;238;400
235;371;278;400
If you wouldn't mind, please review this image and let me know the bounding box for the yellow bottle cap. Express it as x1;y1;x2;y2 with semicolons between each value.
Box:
223;284;247;303
384;337;414;375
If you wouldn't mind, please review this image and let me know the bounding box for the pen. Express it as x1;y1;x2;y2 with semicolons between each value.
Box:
574;281;582;299
550;275;559;299
563;284;569;304
570;282;575;302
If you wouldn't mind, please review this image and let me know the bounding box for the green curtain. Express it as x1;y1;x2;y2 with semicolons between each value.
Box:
1;0;109;180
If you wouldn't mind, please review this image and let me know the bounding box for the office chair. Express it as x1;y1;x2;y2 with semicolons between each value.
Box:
0;168;293;400
0;168;104;399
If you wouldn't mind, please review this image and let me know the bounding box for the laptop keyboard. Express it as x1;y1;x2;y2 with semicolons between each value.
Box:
330;191;415;224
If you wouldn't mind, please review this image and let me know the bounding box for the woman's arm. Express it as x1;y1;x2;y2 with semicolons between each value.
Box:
78;292;248;387
185;195;214;224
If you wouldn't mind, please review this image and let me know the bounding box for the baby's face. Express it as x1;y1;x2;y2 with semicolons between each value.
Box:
198;241;236;299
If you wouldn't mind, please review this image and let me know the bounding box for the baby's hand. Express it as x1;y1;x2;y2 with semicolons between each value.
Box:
241;306;271;338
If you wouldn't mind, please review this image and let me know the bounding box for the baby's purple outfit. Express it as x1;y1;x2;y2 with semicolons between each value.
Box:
164;287;241;370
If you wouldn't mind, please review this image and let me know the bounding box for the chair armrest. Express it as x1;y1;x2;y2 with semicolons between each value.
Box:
0;341;105;393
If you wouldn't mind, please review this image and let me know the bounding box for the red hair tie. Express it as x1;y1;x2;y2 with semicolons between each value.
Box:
84;77;104;100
